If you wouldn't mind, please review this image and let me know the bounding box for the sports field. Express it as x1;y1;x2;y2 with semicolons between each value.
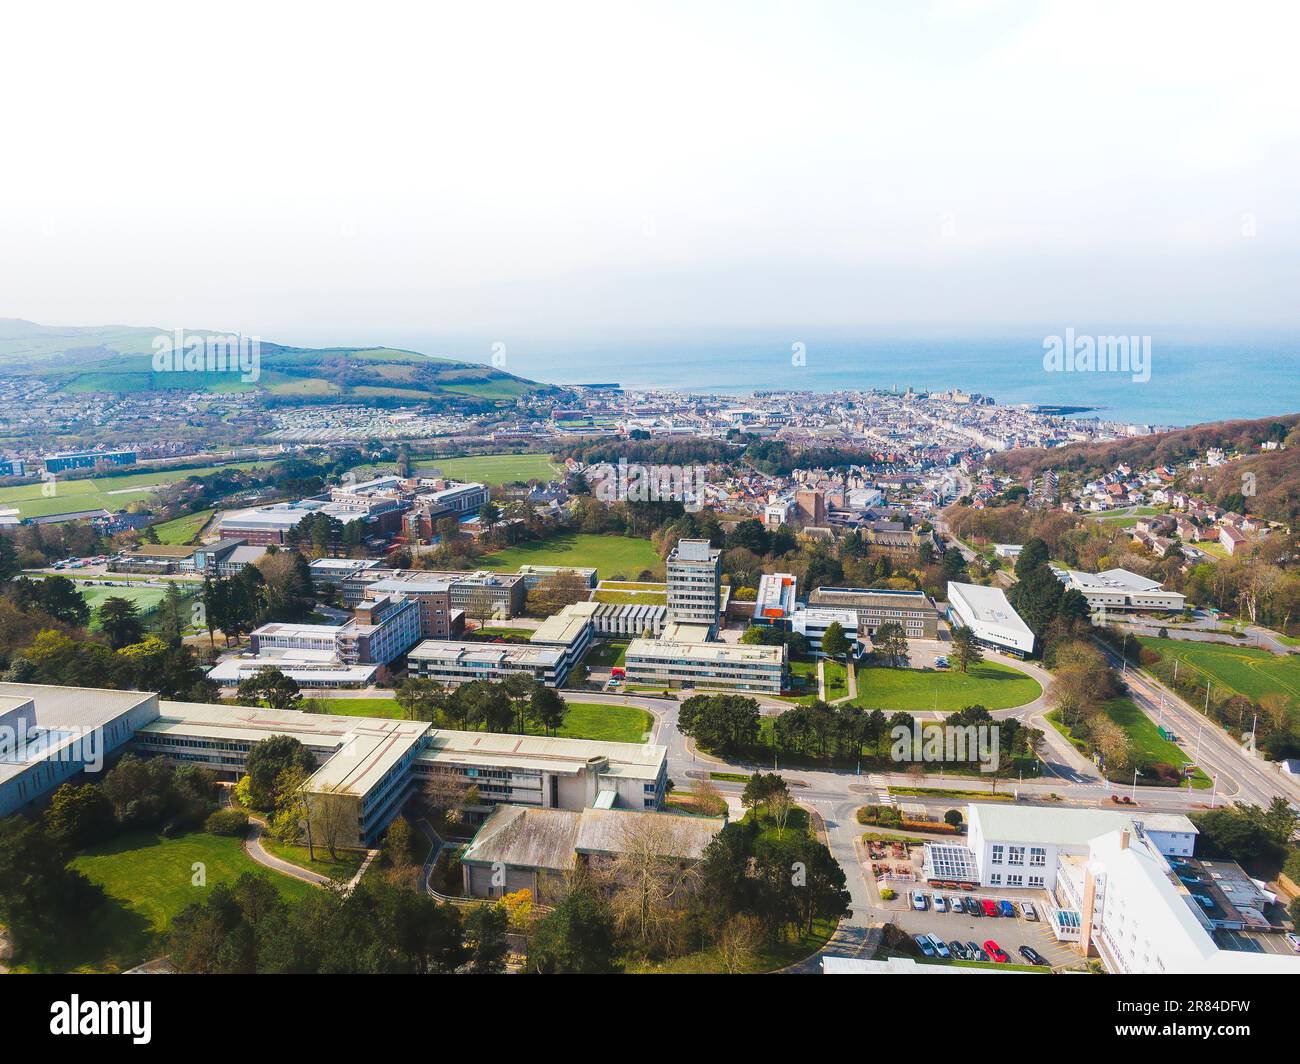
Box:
1138;636;1300;721
0;461;268;519
426;452;558;484
852;661;1041;712
479;532;661;579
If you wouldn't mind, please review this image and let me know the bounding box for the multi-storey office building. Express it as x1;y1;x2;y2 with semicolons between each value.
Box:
408;641;573;687
1052;567;1187;614
553;600;666;638
666;539;722;631
806;586;940;639
342;568;526;619
624;638;786;694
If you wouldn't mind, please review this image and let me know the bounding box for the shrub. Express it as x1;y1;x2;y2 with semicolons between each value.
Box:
879;888;897;901
204;809;249;836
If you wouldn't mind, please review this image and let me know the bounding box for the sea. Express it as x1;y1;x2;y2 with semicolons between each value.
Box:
308;329;1300;429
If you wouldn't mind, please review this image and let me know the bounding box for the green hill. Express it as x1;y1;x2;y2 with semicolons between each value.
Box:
0;319;547;402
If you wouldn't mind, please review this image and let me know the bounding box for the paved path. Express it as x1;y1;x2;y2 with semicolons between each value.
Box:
243;818;333;887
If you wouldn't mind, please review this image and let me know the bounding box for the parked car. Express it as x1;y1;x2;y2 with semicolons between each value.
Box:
911;891;928;911
966;941;989;962
963;896;982;916
914;934;936;957
1287;932;1300;953
1018;945;1046;966
949;941;969;960
934;896;947;913
948;896;963;914
997;900;1015;918
928;935;951;959
983;939;1009;963
1020;901;1038;921
981;899;998;917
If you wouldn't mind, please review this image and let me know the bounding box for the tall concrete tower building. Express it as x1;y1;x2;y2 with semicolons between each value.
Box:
666;538;722;631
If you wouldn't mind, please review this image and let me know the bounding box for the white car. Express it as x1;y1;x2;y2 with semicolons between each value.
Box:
1287;932;1300;953
949;896;963;914
934;895;947;913
1021;901;1038;921
911;891;928;911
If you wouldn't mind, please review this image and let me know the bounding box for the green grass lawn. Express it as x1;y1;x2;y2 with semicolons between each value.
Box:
44;830;318;972
1138;636;1300;722
260;838;366;883
150;508;215;544
852;662;1040;711
0;461;268;519
311;696;651;742
593;587;668;605
422;452;558;485
480;533;661;579
79;584;171;628
783;658;849;703
1048;699;1212;788
584;640;630;668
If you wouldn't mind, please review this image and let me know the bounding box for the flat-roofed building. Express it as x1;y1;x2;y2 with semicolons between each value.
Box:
807;586;940;639
624;637;786;694
753;572;797;624
307;556;387;588
789;606;861;657
1053;567;1186;614
555;599;666;638
945;582;1035;657
666;539;722;631
409;640;573;687
0;683;160;816
514;564;598;590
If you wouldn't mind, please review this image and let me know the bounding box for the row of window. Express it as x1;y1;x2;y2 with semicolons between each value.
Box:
990;844;1047;866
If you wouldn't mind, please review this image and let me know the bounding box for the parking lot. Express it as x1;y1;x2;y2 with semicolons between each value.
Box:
881;888;1081;970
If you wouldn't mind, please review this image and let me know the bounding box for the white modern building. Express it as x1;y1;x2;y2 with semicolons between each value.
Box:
624;638;786;694
551;600;666;638
753;572;797;622
666;539;722;631
1053;567;1187;614
789;606;861;657
946;581;1035;656
408;640;574;687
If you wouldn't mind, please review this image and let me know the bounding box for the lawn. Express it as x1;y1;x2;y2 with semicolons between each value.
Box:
584;639;630;668
480;533;661;579
310;696;652;742
0;461;268;519
593;583;668;605
1138;636;1300;723
260;838;366;883
783;658;849;704
79;584;171;628
424;452;558;485
852;662;1041;712
1047;698;1212;788
150;507;215;544
45;830;318;972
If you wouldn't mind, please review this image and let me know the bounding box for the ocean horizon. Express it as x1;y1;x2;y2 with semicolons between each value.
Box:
304;329;1300;428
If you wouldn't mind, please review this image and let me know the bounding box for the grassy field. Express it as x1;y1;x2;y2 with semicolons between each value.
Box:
852;662;1041;712
480;533;661;579
312;696;652;742
784;658;848;703
425;452;558;484
45;830;318;972
1138;636;1300;721
584;640;630;668
1048;698;1212;788
150;508;215;544
260;839;366;883
0;461;268;519
79;584;171;629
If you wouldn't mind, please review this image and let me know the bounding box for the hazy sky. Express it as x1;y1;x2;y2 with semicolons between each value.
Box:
4;0;1299;343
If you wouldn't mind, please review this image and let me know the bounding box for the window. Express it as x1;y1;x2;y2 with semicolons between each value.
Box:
1030;847;1047;867
1028;875;1045;888
1007;874;1023;887
1008;846;1025;865
991;845;1004;865
989;873;1002;886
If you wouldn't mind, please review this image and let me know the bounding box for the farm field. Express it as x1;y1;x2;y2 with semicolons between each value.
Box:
852;661;1041;712
1138;636;1300;721
0;461;268;519
479;533;661;579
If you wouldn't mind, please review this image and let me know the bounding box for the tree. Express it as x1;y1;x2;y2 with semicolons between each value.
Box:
677;694;761;753
1014;537;1050;579
0;815;106;958
602;815;701;953
244;735;316;812
43;782;115;848
528;683;568;736
527;881;618;974
820;620;849;661
949;625;983;673
464;902;510;973
96;595;144;650
156;582;187;648
302;784;353;860
873;622;910;668
394;676;447;722
236;666;303;711
715;913;763;974
944;808;963;828
941;548;968;582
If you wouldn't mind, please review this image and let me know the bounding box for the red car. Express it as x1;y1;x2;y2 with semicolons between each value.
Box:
980;899;999;917
983;939;1009;963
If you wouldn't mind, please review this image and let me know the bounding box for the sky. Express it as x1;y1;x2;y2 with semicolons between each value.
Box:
3;0;1299;346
